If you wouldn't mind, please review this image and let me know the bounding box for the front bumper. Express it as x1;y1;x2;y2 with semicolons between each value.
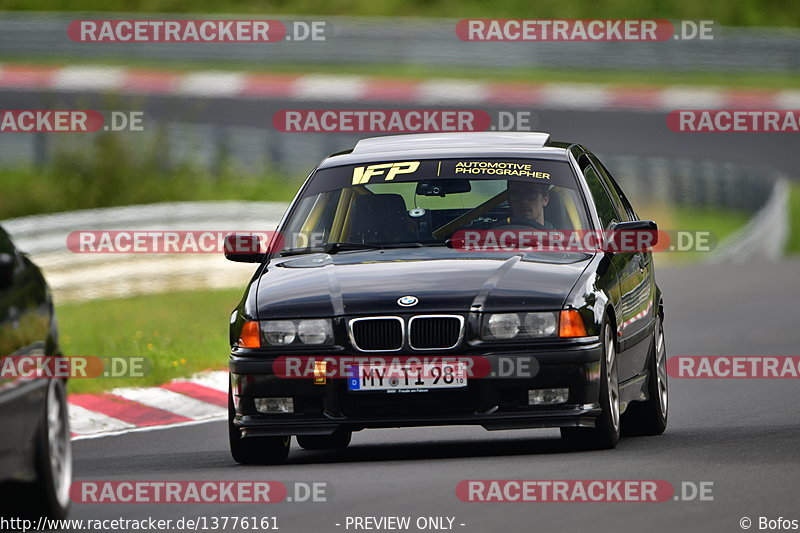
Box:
230;341;603;436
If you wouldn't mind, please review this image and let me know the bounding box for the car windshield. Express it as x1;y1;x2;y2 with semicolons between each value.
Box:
279;157;589;253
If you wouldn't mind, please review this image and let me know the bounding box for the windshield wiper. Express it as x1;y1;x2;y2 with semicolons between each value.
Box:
324;242;383;253
280;242;380;256
381;242;447;248
280;241;446;256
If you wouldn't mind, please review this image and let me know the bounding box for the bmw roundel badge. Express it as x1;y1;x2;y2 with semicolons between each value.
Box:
397;295;419;307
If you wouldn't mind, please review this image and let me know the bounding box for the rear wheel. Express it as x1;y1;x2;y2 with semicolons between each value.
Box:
297;430;352;450
228;384;290;465
561;320;620;450
622;313;668;436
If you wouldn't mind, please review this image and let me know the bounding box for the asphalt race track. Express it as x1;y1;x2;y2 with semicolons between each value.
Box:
1;88;797;177
6;88;798;531
70;259;800;532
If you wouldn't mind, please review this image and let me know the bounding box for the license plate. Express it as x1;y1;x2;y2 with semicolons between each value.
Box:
348;362;468;392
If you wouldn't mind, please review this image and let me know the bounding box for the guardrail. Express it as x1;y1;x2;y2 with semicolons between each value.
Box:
1;159;783;304
0;124;775;212
601;155;775;213
1;13;799;73
2;202;287;302
710;179;789;263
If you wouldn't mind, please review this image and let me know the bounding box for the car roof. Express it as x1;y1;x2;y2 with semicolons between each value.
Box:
318;132;574;169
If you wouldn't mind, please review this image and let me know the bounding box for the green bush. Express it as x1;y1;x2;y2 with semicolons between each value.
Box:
0;130;300;219
58;289;241;394
786;182;800;254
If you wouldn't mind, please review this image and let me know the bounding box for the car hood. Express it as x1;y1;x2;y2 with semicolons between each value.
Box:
256;248;592;318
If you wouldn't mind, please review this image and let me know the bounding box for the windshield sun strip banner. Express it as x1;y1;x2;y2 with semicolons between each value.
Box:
302;158;578;195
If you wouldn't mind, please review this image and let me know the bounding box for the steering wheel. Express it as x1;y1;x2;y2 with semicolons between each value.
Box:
492;224;541;231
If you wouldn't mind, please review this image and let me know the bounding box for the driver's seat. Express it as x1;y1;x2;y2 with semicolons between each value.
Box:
349;194;417;244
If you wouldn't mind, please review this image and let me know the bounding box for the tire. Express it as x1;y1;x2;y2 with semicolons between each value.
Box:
561;319;620;450
21;379;72;519
228;384;290;465
297;430;352;450
622;313;668;436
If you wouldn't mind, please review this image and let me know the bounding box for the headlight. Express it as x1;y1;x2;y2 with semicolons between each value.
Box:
262;320;296;345
484;313;521;340
297;319;333;345
260;319;334;346
523;312;558;337
482;312;559;340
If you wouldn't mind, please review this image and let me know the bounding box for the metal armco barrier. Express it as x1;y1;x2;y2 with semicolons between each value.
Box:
1;13;799;73
0;163;783;303
0;124;775;212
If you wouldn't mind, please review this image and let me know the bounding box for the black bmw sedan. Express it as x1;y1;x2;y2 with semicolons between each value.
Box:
225;132;668;464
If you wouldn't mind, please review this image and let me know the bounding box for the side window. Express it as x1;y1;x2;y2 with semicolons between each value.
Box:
591;155;637;221
580;157;620;230
0;227;18;291
281;190;342;248
612;181;637;221
0;226;16;255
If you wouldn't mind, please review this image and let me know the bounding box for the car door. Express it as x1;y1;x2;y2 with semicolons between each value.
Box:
590;155;655;380
0;226;49;471
578;155;643;383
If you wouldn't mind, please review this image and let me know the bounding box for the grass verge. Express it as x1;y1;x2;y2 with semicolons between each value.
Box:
4;0;800;27
786;182;800;254
3;56;800;90
646;205;751;264
59;288;242;394
671;206;751;239
1;167;299;219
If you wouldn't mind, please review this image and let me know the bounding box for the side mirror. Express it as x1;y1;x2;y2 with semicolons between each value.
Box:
603;220;659;253
0;253;15;288
223;233;267;263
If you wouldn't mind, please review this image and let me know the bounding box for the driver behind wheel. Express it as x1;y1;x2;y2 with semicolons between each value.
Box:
503;180;554;230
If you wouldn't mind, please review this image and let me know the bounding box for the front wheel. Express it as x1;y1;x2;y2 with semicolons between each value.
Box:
228;385;290;465
561;320;620;450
